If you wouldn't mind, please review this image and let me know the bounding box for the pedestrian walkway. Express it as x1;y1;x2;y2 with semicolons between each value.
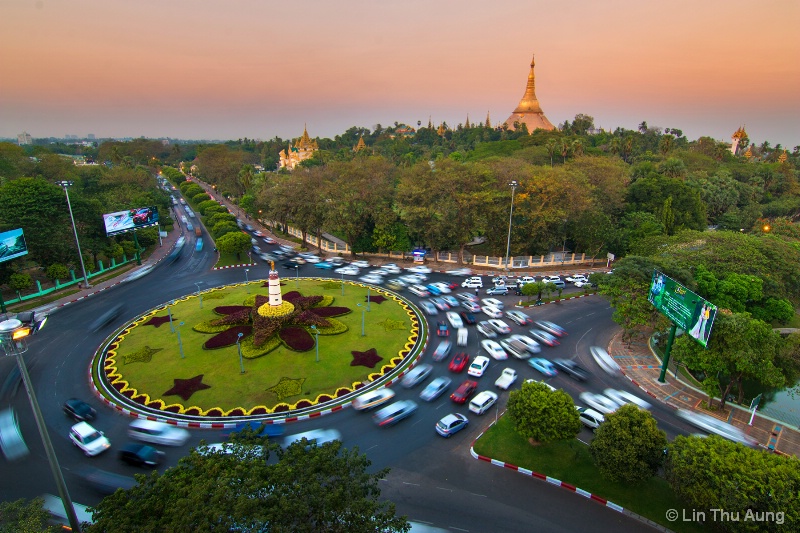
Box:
609;333;800;457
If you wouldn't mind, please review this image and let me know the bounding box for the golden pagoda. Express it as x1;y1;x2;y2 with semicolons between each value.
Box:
779;150;788;163
731;125;748;155
503;54;555;133
353;136;367;152
485;111;492;129
278;125;319;170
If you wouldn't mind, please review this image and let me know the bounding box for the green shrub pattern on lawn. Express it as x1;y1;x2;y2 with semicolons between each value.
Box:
204;291;227;300
193;320;235;334
267;377;306;401
241;334;282;358
376;319;406;332
322;282;343;290
122;346;161;365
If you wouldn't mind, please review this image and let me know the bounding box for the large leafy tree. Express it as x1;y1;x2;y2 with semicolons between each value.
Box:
665;435;800;532
0;497;58;533
672;311;785;408
86;439;409;533
506;381;580;444
589;405;667;484
216;231;253;260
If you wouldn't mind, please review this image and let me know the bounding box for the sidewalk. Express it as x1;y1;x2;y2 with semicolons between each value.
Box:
26;222;184;317
608;333;800;457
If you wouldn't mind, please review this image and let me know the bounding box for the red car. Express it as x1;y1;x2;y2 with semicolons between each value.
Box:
450;380;478;404
449;352;469;373
447;282;459;290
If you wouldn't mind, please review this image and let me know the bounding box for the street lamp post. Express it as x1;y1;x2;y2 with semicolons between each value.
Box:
0;319;82;532
341;272;345;296
367;287;371;311
504;180;518;274
56;180;91;289
357;303;366;336
236;333;245;373
294;265;299;289
311;325;319;362
245;269;250;293
168;299;175;333
176;321;185;359
194;282;203;308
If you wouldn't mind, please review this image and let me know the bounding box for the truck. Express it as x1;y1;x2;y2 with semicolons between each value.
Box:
494;368;518;390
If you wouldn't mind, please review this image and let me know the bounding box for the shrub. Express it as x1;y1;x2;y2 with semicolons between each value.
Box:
46;263;69;282
192;192;211;204
8;272;33;292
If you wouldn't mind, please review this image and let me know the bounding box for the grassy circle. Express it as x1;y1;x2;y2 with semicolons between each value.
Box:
97;278;423;417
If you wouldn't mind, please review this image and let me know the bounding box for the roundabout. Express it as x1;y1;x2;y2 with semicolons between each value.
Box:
91;268;427;424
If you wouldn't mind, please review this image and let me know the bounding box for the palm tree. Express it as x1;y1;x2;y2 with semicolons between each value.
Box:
560;138;571;163
572;139;584;157
659;134;674;156
545;139;557;167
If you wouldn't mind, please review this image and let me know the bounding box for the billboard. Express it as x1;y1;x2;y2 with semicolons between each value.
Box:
0;228;29;264
648;270;717;348
102;206;160;237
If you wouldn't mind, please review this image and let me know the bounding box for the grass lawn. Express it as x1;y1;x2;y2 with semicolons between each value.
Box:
103;278;422;415
473;416;706;533
214;252;254;268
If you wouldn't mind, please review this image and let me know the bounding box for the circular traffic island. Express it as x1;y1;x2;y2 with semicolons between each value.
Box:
93;276;426;422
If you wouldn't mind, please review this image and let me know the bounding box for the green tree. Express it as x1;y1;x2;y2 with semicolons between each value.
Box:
208;212;237;226
9;272;32;294
589;405;667;484
192;192;210;204
45;263;69;282
86;438;409;533
239;193;256;215
665;435;800;532
216;231;253;260
212;221;240;240
673;311;785;408
0;497;59;533
197;199;220;215
506;381;580;444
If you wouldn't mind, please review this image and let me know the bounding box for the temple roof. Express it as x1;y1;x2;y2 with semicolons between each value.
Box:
504;54;554;133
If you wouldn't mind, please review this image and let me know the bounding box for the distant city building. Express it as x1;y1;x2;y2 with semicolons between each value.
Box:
389;125;416;139
87;133;96;140
503;54;555;133
17;132;32;145
278;125;319;170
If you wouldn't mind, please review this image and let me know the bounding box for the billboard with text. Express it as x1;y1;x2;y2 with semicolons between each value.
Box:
648;270;717;348
0;228;29;264
102;206;160;237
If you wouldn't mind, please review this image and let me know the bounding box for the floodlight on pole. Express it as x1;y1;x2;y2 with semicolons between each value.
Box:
311;325;319;362
236;333;245;373
176;321;185;359
56;180;91;289
0;319;82;532
504;180;518;274
194;283;203;308
245;269;250;293
357;303;365;336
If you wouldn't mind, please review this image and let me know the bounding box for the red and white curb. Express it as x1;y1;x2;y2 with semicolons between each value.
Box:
213;263;257;270
469;424;624;514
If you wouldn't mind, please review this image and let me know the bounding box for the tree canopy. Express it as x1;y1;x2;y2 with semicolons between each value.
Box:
506;381;580;443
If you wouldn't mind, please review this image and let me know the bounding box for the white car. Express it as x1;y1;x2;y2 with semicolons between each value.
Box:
579;392;620;415
590;346;622;376
407;265;432;274
505;310;531;326
299;253;321;263
519;276;536;284
448;268;474;277
430;282;451;294
350;260;371;269
359;274;384;285
352;388;395;411
542;275;563;284
335;266;360;276
574;280;593;288
481;305;503;319
467;355;491;377
381;263;402;274
282;428;342;448
446;312;464;329
495;368;518;390
128;419;190;447
461;278;483;289
401;274;427;284
476;321;497;338
577;407;605;430
69;422;111;457
675;409;759;447
481;298;504;310
409;285;430;298
603;388;652;411
487;319;512;334
480;339;508;360
469;391;498;415
510;334;541;354
565;274;588;283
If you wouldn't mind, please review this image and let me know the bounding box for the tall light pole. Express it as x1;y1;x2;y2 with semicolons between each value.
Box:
367;287;371;311
194;282;203;308
167;299;175;333
294;265;299;289
341;272;345;296
56;180;91;288
357;303;366;336
245;269;250;293
236;333;245;373
504;180;518;274
176;321;185;359
311;325;319;362
0;319;82;532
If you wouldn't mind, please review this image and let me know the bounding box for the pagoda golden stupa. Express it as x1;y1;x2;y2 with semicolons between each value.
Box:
278;125;319;170
503;54;555;133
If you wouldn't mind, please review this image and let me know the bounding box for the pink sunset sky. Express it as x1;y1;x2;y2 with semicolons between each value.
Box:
2;0;798;146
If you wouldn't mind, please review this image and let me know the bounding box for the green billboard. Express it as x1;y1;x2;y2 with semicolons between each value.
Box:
648;270;717;348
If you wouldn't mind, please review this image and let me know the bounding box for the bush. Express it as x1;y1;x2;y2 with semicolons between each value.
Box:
193;192;211;204
46;263;70;282
8;272;32;292
212;222;240;239
209;212;237;226
198;199;220;215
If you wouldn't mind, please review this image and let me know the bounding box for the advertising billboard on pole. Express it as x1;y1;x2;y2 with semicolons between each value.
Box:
648;270;717;348
102;206;160;237
0;228;29;264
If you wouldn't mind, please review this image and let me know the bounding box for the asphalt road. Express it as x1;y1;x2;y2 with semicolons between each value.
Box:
1;234;686;532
